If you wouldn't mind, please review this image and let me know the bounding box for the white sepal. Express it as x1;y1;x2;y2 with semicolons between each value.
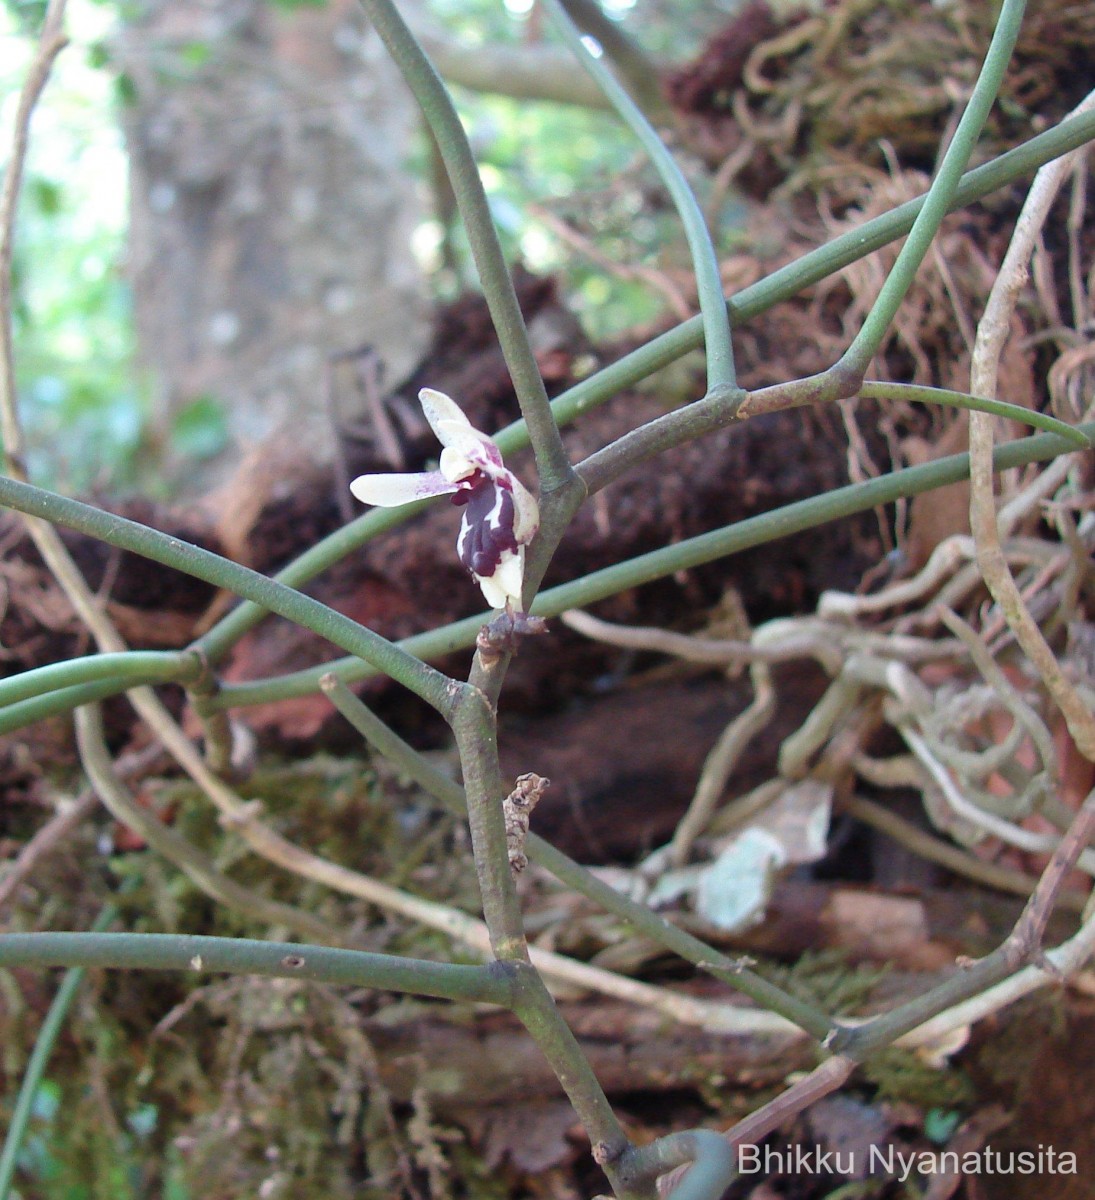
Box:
349;471;457;507
418;387;471;435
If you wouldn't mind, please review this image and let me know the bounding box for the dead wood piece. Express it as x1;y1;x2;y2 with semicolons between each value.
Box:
703;878;1082;967
499;670;826;864
367;1002;812;1114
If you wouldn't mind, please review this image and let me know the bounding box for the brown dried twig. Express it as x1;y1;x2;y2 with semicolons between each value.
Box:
0;791;97;912
670;661;775;867
968;89;1095;763
654;1055;857;1197
1003;786;1095;969
526;201;695;322
0;0;68;471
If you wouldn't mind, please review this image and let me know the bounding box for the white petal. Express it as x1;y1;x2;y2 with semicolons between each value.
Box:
435;418;504;469
439;446;476;483
350;470;458;508
477;548;525;609
419;388;472;441
477;573;510;610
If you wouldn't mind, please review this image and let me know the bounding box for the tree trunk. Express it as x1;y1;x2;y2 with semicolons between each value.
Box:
118;0;429;489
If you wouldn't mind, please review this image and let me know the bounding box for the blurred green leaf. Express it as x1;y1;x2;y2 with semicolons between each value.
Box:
85;39;110;70
114;72;137;107
2;0;48;34
178;40;211;67
170;397;230;462
28;177;64;216
924;1107;962;1144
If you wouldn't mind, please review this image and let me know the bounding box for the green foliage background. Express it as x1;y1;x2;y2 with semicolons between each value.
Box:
2;0;142;492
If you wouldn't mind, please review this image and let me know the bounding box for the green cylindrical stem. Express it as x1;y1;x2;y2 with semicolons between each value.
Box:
510;961;631;1184
0;906;116;1200
452;694;529;962
0;678;138;734
75;702;339;946
528;835;833;1040
0;650;196;708
858;382;1090;448
195;502;428;663
840;0;1027;374
830;945;1016;1060
357;0;571;491
320;674;834;1038
0;932;514;1005
621;1130;737;1200
541;0;737;396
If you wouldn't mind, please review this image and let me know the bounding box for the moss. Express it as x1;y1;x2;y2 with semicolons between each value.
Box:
861;1046;974;1110
760;949;891;1017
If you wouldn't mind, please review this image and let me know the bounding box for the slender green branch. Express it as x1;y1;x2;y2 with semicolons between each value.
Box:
723;375;1091;462
0;932;514;1004
839;0;1027;377
451;691;530;961
321;673;465;805
355;0;586;638
557;0;667;120
0;650;198;709
0;902;115;1200
578;385;745;496
319;673;835;1038
519;468;588;615
0;475;457;717
509;961;633;1188
0;677;141;735
210;421;1094;711
208;605;481;707
555;107;1095;431
194;503;428;664
541;0;738;398
191;108;1095;665
356;0;572;492
858;381;1091;448
534;425;1093;614
832;944;1018;1060
732;363;1093;478
530;835;834;1038
833;778;1095;1057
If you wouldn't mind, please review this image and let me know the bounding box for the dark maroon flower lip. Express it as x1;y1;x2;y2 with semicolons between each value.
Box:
457;478;520;579
449;469;490;505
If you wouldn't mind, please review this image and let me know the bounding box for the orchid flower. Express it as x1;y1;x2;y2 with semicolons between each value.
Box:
350;388;540;611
